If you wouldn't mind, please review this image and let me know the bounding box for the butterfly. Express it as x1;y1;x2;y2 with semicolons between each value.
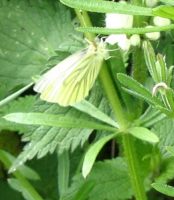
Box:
34;39;109;106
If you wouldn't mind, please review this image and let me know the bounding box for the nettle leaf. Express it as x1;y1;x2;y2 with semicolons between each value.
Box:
8;84;113;171
166;146;174;156
0;0;82;98
153;6;174;20
82;132;118;178
0;96;36;132
62;158;133;200
152;182;174;197
128;127;159;143
152;118;174;158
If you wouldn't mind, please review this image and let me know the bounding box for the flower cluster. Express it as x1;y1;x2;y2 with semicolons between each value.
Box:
105;0;171;51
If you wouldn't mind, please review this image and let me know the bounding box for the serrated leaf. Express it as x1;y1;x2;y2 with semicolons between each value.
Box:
63;158;133;200
153;6;174;20
60;0;152;16
4;112;116;132
128;127;159;143
153;118;174;157
166;146;174;156
73;100;118;128
82;133;118;178
152;182;174;197
0;0;82;97
8;84;113;171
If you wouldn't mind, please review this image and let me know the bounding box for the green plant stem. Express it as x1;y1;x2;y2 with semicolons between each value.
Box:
123;134;147;200
75;9;147;200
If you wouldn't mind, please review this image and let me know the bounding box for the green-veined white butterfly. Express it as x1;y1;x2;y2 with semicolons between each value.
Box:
34;39;109;106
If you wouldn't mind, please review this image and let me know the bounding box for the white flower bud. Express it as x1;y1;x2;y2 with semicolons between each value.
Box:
145;26;160;40
153;16;171;26
118;36;131;51
130;34;141;46
145;0;158;7
106;34;131;51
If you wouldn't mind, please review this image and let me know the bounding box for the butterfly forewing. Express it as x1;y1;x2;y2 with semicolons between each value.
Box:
34;40;108;106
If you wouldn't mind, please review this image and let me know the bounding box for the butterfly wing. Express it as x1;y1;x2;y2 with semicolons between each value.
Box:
57;54;103;106
34;49;87;99
34;41;107;106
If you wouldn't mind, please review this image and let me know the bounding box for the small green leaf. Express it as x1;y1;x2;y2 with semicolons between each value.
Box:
4;112;117;132
0;149;39;180
60;0;152;16
82;133;118;178
117;73;162;106
153;6;174;20
128;127;159;143
74;100;118;128
8;178;36;200
152;182;174;197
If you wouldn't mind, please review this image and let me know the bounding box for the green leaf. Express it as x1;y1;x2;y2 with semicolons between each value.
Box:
77;24;174;35
0;149;43;200
166;146;174;156
0;149;39;180
74;100;118;128
155;158;174;183
62;158;133;200
0;0;82;97
72;181;95;200
153;118;174;157
60;0;152;16
7;84;114;171
152;182;174;197
0;82;33;107
117;73;162;106
137;106;166;127
160;0;174;5
82;133;118;178
4;112;116;132
128;127;159;143
8;178;36;200
153;6;174;20
0;96;36;132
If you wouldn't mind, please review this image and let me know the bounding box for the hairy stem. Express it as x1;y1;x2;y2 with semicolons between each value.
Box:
75;8;147;200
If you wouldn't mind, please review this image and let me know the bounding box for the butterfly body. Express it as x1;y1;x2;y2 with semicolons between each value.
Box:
34;39;109;106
